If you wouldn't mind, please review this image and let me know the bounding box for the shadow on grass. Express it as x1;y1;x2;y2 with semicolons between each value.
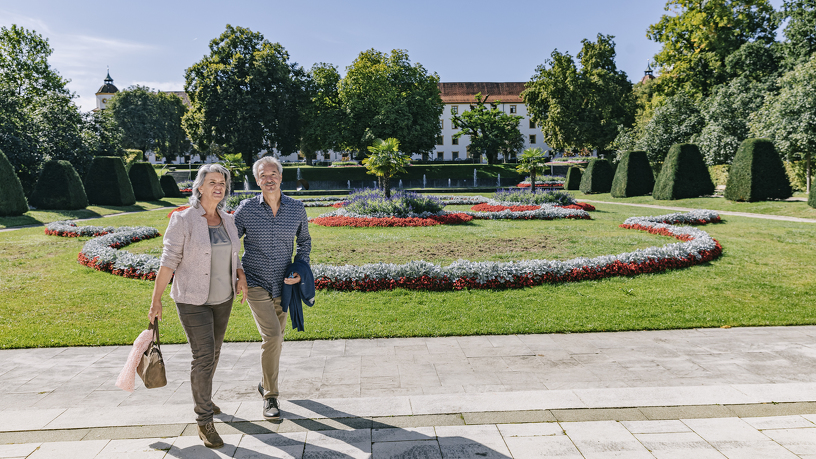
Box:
0;209;103;229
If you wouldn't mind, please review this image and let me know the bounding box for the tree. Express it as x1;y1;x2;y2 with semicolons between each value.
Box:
749;56;816;192
338;49;443;160
81;110;125;158
300;63;345;165
361;138;409;198
635;92;704;166
516;148;549;194
107;86;189;161
523;34;635;156
451;93;524;165
182;25;305;166
782;0;816;68
647;0;778;100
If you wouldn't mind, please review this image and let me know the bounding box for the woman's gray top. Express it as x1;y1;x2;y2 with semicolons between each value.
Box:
205;223;233;305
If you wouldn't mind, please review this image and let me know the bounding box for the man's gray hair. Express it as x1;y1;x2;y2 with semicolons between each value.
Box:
252;156;283;181
189;163;231;209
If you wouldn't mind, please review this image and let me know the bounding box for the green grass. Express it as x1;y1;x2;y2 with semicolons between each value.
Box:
575;192;816;220
1;198;815;348
0;198;189;229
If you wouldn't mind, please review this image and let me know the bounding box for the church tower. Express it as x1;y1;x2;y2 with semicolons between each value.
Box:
95;70;119;110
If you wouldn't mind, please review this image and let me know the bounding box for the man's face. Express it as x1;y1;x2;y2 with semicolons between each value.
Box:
256;164;282;193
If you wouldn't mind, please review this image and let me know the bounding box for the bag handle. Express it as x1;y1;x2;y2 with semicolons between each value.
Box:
148;320;161;347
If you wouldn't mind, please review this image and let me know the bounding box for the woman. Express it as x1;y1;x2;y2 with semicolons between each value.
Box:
148;164;248;449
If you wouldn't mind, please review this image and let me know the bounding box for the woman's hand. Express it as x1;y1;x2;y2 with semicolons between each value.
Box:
283;273;301;285
148;299;163;324
237;277;249;304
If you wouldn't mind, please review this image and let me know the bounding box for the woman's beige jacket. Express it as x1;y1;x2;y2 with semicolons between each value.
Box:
160;205;243;305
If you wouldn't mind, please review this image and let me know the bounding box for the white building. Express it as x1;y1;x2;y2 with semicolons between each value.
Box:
94;71;118;111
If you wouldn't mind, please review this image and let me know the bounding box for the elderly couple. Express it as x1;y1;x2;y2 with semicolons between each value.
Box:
148;156;311;449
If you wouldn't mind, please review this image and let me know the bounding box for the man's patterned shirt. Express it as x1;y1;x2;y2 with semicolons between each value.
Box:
234;193;311;298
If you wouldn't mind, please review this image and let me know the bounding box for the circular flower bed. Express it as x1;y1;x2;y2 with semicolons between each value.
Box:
45;221;162;280
312;210;723;292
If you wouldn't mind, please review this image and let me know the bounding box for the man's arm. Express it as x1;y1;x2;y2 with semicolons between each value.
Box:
294;206;311;264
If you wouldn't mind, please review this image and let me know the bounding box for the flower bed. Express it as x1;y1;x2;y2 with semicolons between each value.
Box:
470;204;541;212
311;213;474;227
622;210;721;226
517;182;564;188
46;221;162;281
312;210;723;292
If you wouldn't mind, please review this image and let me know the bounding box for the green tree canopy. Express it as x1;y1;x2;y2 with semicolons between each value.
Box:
451;93;524;165
362;137;409;198
182;25;305;166
647;0;778;99
338;49;443;159
636;92;704;165
516;148;549;194
300;63;345;164
782;0;816;68
523;34;635;156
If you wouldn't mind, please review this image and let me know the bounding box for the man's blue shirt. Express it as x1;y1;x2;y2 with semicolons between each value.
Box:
234;193;311;298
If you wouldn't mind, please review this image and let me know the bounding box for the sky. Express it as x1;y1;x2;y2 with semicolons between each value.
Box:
1;0;785;112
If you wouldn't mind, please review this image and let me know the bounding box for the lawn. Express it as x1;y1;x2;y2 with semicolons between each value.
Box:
0;198;190;229
1;196;815;349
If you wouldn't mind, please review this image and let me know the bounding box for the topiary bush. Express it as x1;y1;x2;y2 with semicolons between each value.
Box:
128;162;164;201
611;151;655;197
160;174;183;198
0;148;29;216
565;167;582;190
809;184;815;209
579;158;614;194
653;144;714;200
29;160;88;210
725;138;792;202
85;156;136;206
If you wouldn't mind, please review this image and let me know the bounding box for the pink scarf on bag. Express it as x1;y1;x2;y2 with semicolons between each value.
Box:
115;328;154;392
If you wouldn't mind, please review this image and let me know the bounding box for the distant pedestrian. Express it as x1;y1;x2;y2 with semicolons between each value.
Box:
148;164;248;449
234;156;311;420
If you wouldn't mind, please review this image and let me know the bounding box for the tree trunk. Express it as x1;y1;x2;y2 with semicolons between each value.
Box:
384;176;391;198
530;170;536;195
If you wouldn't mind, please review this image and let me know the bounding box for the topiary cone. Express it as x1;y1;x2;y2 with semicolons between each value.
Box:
160;174;183;198
29;160;88;210
653;144;714;200
85;156;136;206
0;148;29;216
128;162;164;201
579;158;614;194
565;167;582;190
724;138;792;202
611;151;655;198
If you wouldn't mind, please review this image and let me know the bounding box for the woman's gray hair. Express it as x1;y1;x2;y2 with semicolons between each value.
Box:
189;163;231;209
252;156;283;181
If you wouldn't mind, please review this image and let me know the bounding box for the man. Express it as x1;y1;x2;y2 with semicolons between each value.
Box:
234;156;311;419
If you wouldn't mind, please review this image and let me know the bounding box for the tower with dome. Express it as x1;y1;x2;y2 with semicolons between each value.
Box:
95;70;118;110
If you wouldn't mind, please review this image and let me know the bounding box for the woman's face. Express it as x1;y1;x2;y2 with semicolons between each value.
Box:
198;172;227;205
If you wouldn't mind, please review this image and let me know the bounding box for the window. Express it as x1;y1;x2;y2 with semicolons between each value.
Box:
437;151;444;160
439;119;444;129
436;135;443;145
529;134;536;144
452;151;459;160
510;105;517;114
452;136;459;145
451;105;458;115
529;119;536;129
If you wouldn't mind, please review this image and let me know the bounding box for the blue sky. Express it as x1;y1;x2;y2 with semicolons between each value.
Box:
1;0;784;112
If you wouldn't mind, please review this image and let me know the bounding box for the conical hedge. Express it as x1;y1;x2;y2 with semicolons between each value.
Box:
0;148;29;216
565;167;582;190
579;158;614;194
128;162;164;201
724;138;792;202
160;174;183;198
809;183;815;209
29;160;88;210
653;144;714;200
611;151;655;197
85;156;136;206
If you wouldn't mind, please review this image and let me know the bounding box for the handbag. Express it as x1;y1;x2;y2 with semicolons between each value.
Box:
136;320;167;389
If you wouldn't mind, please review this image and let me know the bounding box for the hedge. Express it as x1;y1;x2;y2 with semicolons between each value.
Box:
724;138;792;202
128;162;164;201
29;160;88;210
160;174;183;198
565;167;582;190
0;148;28;216
85;156;136;206
653;144;714;200
579;159;614;194
810;183;816;209
611;151;654;198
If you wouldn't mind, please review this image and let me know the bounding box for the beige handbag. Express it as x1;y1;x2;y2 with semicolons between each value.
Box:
137;320;167;389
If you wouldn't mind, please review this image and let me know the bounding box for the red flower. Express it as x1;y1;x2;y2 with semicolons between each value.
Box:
311;213;474;227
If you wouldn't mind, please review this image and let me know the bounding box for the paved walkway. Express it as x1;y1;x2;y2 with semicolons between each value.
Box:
3;326;816;457
580;199;816;223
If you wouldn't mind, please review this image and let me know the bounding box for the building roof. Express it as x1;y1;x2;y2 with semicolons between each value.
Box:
438;82;526;104
160;91;191;107
96;71;118;94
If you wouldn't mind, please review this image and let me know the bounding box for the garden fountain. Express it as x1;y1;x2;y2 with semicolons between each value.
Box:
244;177;250;191
473;169;477;188
497;173;501;188
347;180;351;189
398;179;403;189
448;178;451;188
423;174;426;189
297;167;302;180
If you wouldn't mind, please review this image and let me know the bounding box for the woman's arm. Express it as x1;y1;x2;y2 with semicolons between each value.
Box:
148;266;175;323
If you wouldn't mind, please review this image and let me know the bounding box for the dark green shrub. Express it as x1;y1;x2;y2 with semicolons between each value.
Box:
0;148;29;216
160;174;183;198
809;184;815;208
611;151;655;197
128;162;164;201
653;144;714;200
85;156;136;206
565;167;582;190
579;158;614;194
29;160;88;210
724;138;792;202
